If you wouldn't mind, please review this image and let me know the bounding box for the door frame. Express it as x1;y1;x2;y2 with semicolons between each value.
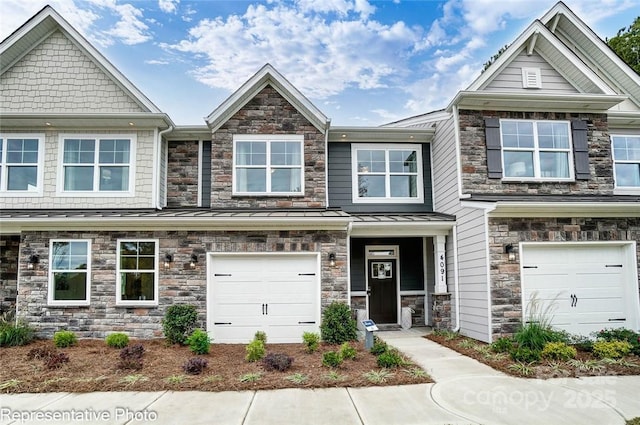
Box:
364;245;400;324
206;252;321;342
519;241;640;333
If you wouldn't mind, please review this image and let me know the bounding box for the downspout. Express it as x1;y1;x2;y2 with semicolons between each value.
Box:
324;118;331;208
451;225;461;332
156;125;173;210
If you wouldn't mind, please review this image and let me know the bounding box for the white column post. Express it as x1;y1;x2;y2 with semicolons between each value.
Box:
434;235;447;293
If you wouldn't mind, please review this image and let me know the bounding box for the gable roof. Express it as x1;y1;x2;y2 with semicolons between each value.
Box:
205;64;328;132
0;6;164;115
540;1;640;108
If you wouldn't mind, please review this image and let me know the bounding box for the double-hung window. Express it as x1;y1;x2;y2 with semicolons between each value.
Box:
48;240;91;306
501;120;573;180
611;135;640;189
233;135;304;195
60;135;134;193
351;144;423;203
0;134;43;195
116;240;158;305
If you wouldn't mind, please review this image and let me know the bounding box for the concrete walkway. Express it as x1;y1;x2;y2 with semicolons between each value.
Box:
0;329;638;424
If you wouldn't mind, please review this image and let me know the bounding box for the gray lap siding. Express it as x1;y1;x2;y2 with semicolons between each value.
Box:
17;229;348;338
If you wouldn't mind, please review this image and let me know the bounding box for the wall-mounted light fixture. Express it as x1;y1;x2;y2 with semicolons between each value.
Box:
27;254;39;270
190;254;198;269
504;244;517;262
164;253;173;269
328;252;336;267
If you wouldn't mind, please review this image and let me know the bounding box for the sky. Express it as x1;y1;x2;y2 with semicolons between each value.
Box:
1;0;639;126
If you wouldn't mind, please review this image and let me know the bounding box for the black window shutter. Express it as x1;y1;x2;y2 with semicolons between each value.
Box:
484;118;502;179
571;119;590;180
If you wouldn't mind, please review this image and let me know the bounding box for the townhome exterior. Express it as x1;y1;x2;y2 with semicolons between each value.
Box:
1;3;638;344
387;2;640;342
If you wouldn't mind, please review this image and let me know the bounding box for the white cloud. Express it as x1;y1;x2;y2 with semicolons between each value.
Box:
100;2;151;45
158;0;179;14
163;1;420;98
145;59;169;65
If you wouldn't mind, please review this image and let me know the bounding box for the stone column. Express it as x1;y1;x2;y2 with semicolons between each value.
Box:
432;293;452;330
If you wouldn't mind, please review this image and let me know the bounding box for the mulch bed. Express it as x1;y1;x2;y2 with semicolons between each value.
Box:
0;339;432;393
427;333;640;379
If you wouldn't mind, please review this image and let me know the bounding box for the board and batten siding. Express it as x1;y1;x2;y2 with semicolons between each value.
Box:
327;142;434;213
430;115;491;342
483;49;578;93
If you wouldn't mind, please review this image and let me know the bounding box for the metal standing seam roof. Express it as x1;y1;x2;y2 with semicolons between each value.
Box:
350;213;456;222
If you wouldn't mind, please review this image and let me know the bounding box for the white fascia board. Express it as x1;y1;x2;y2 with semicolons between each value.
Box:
486;202;640;218
205;64;328;133
381;110;450;128
0;216;352;233
0;113;174;129
328;126;434;143
466;20;615;95
349;221;453;237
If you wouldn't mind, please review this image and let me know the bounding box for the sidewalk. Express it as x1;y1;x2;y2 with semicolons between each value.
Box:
0;330;638;424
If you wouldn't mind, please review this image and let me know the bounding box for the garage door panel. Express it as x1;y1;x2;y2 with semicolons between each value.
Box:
213;326;266;344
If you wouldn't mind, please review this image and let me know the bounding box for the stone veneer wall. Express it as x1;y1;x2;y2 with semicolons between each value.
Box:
489;217;640;339
166;141;199;207
432;293;452;330
0;235;20;313
17;229;347;338
459;110;614;195
210;86;326;208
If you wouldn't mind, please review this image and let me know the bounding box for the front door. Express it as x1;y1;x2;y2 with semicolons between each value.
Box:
368;259;397;323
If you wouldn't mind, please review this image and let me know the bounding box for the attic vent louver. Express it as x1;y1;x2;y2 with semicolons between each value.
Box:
521;67;542;88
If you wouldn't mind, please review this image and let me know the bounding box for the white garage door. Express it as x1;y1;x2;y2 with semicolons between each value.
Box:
208;253;320;343
521;243;640;336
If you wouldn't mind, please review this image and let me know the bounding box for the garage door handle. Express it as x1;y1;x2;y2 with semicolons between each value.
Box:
608;318;626;321
214;273;232;276
570;294;578;307
214;322;232;325
262;304;268;315
298;321;316;324
298;273;316;276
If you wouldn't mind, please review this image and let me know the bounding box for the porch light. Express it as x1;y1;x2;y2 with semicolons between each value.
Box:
164;253;173;269
505;244;517;262
27;254;39;270
190;254;198;269
328;253;336;267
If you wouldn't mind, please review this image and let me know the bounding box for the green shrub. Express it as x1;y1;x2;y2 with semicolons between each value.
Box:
262;353;293;372
302;332;320;353
322;351;343;368
53;330;77;348
245;339;266;362
320;302;357;344
339;342;357;360
376;349;404;368
490;337;514;353
186;329;211;355
0;322;35;347
162;304;198;345
541;341;577;361
105;333;129;349
370;337;388;355
254;331;267;344
567;334;594;352
514;322;567;352
592;340;632;359
510;347;541;363
596;328;640;356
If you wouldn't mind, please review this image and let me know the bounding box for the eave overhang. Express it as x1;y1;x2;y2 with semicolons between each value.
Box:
448;91;627;113
328;126;434;143
462;200;640;218
0;113;174;130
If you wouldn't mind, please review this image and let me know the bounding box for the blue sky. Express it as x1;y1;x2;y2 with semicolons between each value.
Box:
1;0;638;126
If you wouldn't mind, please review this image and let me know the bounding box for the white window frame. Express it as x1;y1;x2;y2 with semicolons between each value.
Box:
116;239;159;307
0;133;44;197
351;144;424;204
48;239;92;306
611;134;640;194
57;134;136;197
232;134;305;196
500;119;574;182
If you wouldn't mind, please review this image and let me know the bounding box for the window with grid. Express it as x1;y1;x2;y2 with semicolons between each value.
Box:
501;120;573;180
61;136;132;192
233;135;303;195
0;135;42;192
117;240;158;305
352;144;423;203
612;135;640;188
49;240;91;305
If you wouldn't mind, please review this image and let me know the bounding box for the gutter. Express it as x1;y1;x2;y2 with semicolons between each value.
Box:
451;224;461;332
